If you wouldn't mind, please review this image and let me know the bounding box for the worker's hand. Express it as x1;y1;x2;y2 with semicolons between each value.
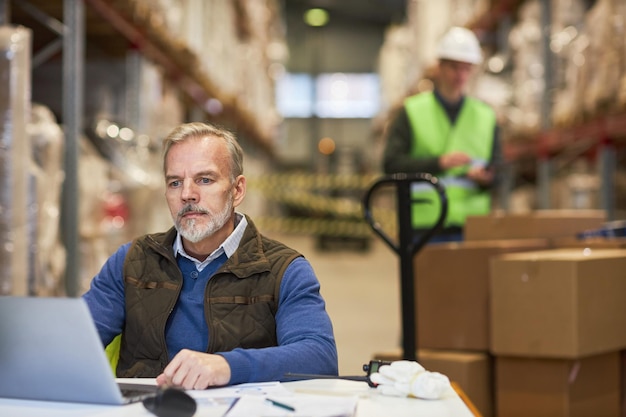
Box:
156;349;231;390
439;152;472;170
467;165;494;185
369;360;450;400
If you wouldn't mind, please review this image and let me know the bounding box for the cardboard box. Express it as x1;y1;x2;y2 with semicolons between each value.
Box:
622;350;626;417
490;248;626;358
496;352;620;417
464;210;606;241
373;348;493;417
414;239;549;350
551;236;626;249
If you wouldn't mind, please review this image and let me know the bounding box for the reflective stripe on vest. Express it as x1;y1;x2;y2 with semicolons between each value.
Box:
411;176;477;193
404;92;496;228
410;177;490;230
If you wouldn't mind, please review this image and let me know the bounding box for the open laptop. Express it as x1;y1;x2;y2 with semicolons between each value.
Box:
0;295;157;405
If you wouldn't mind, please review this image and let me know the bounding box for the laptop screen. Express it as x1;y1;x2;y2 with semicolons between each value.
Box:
0;296;135;404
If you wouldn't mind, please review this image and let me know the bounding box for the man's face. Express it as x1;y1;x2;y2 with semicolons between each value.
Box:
164;136;245;243
438;59;474;92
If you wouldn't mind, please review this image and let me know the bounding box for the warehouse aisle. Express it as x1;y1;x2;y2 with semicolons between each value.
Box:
271;233;402;376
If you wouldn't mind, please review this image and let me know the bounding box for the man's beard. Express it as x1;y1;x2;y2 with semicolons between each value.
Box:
175;197;233;243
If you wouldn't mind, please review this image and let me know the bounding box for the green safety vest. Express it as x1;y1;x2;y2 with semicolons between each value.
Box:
404;92;496;229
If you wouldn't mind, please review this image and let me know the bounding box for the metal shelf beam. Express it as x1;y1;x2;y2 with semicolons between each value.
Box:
0;0;9;25
61;0;84;296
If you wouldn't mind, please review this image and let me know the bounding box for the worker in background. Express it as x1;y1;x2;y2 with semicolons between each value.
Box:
83;122;338;389
383;26;500;243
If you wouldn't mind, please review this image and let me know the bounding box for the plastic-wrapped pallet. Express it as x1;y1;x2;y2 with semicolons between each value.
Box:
29;104;66;296
582;0;622;116
0;26;32;296
176;0;285;141
550;0;588;127
507;0;543;135
116;0;282;148
553;0;625;123
618;0;626;108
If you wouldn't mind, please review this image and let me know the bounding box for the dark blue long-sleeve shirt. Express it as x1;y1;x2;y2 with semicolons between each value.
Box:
82;230;338;385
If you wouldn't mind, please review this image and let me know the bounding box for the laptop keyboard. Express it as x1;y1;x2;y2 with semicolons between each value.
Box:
118;383;158;403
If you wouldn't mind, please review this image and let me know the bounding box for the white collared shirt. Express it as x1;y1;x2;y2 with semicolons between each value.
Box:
172;212;248;272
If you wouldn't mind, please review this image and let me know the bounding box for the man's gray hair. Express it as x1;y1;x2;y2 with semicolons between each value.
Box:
162;122;244;181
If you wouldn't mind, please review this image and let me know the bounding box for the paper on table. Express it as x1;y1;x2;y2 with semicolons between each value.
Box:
224;393;358;417
189;381;293;399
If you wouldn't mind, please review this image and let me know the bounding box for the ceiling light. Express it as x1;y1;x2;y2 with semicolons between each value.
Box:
304;8;329;27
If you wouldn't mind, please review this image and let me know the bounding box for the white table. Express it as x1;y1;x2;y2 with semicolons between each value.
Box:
0;378;476;417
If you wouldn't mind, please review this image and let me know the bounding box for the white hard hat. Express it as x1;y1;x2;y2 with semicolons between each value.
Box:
436;27;483;65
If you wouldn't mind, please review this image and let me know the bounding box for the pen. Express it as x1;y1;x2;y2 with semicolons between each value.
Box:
224;397;240;415
265;398;296;412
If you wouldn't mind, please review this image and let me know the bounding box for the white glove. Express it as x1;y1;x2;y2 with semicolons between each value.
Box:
369;360;450;400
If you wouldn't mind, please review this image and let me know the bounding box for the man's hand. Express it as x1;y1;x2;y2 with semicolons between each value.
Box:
439;152;471;170
467;165;494;186
156;349;231;390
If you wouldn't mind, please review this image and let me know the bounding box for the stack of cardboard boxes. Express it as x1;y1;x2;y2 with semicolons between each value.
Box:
374;210;626;417
490;248;626;416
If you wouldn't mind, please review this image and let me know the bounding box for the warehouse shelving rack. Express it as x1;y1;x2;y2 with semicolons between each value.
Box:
2;0;276;295
470;0;623;218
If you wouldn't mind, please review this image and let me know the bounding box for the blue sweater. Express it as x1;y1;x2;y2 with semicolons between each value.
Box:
82;241;338;384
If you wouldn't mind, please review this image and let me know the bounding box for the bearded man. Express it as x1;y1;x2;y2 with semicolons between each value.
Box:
83;122;338;389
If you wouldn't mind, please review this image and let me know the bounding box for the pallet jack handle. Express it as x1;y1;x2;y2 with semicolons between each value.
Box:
362;173;448;360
